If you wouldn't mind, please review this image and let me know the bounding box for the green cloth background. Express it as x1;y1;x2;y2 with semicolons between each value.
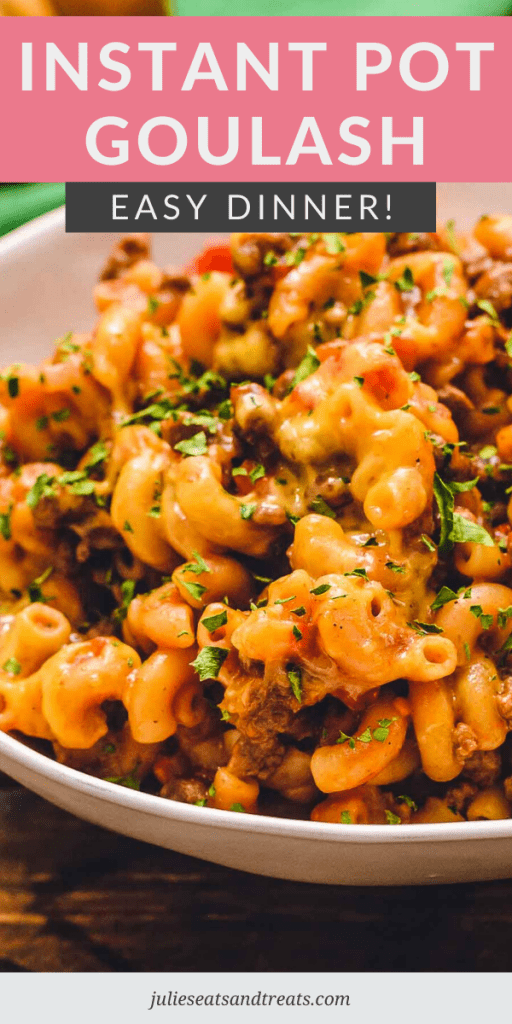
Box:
0;184;65;239
177;1;510;14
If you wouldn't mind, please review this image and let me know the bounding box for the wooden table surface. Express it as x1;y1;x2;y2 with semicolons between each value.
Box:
1;770;512;974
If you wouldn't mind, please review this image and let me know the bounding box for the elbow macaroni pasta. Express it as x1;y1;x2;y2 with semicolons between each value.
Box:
4;221;512;826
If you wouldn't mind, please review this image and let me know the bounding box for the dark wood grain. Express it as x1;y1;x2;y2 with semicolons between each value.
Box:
1;771;512;973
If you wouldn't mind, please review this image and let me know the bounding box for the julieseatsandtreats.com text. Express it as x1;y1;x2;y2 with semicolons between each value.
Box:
147;991;351;1010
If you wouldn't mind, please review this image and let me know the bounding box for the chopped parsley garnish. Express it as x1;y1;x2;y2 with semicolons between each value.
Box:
240;503;256;520
353;375;365;388
480;445;497;461
35;415;49;431
442;259;455;287
451;516;494;547
147;296;160;315
81;352;94;376
340;811;352;824
3;657;21;675
357;727;372;743
191;646;229;681
408;620;444;635
430;585;459;611
287;664;302;703
289;346;320;392
337;730;356;749
104;770;140;790
310;583;331;596
292;624;303;640
234;464;265;484
181;579;207;603
323;233;346;254
26;473;56;509
0;504;12;542
348;299;363;317
174;431;208;458
310;495;337;519
385;810;401;825
470;606;493;630
348;288;376;316
450;477;478;494
445;218;459;253
58;470;96;496
122;397;178;430
433;472;493;554
249;464;265;483
84;440;108;473
56;333;80;360
385;561;405;574
497;606;512;629
372;718;396;742
477;298;499;321
394;266;414;292
112;579;136;624
359;271;378;289
343;567;369;580
183;551;211;576
6;373;19;399
3;445;17;466
28;565;54;604
202;610;228;633
51;408;70;423
498;635;512;658
397;795;418;811
217;398;233;420
230;803;246;813
426;286;445;304
291;606;306;616
184;411;218;434
285;247;307;266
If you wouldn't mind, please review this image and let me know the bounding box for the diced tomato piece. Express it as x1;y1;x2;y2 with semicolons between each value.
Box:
186;240;233;276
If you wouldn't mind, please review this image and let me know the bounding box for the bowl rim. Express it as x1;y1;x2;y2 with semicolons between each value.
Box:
2;205;512;850
2;726;511;847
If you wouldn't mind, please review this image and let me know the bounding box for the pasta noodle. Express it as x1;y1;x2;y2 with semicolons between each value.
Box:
3;221;512;826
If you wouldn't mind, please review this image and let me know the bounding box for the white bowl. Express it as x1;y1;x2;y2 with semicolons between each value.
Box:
2;188;512;886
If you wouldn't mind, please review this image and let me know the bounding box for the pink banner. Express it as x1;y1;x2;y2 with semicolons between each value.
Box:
0;16;509;182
